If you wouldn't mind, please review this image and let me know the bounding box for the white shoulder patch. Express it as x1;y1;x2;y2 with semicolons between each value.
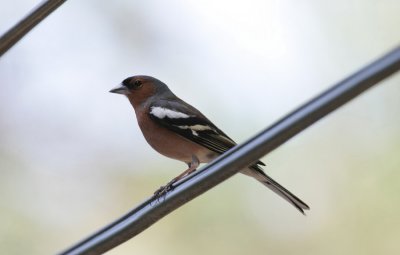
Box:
150;106;190;119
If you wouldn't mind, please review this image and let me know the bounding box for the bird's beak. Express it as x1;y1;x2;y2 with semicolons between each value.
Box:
109;84;130;95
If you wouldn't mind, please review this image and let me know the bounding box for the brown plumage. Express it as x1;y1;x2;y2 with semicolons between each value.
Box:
110;75;309;214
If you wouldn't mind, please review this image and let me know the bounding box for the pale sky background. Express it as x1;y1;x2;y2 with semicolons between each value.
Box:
0;1;399;254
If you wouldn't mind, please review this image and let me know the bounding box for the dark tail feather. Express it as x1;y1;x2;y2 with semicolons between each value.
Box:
245;166;310;215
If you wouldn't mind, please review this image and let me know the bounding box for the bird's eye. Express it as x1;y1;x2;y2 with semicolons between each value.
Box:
133;80;143;89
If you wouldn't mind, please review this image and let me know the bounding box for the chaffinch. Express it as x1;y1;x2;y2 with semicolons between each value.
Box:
110;75;309;214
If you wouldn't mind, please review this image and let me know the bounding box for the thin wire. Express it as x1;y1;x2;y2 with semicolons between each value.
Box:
0;0;67;57
59;46;400;255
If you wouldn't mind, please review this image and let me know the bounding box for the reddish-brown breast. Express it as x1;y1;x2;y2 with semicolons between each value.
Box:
132;103;217;165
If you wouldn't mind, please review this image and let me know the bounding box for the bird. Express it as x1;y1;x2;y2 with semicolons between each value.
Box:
110;75;309;214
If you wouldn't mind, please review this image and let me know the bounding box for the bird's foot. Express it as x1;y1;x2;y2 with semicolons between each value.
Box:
152;157;199;200
153;182;175;199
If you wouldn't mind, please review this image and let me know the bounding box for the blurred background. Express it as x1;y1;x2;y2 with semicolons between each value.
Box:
1;0;400;254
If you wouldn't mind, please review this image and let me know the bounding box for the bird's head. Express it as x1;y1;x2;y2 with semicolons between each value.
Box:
110;75;169;106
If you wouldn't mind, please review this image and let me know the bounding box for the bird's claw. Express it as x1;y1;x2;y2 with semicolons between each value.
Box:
153;183;175;199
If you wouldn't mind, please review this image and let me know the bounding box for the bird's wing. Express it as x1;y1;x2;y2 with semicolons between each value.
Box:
148;99;265;166
149;100;235;154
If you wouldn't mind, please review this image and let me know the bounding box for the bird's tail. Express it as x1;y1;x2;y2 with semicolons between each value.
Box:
243;166;310;214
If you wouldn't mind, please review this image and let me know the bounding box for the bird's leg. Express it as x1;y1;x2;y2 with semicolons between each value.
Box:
154;155;200;197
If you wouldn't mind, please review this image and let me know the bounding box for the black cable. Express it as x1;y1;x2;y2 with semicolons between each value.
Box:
2;1;398;254
0;0;67;57
59;46;400;255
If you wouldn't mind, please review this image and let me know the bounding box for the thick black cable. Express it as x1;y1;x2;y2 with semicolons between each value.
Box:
2;2;398;254
59;46;400;255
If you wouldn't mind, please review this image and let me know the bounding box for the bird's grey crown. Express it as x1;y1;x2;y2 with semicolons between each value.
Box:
123;75;172;94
